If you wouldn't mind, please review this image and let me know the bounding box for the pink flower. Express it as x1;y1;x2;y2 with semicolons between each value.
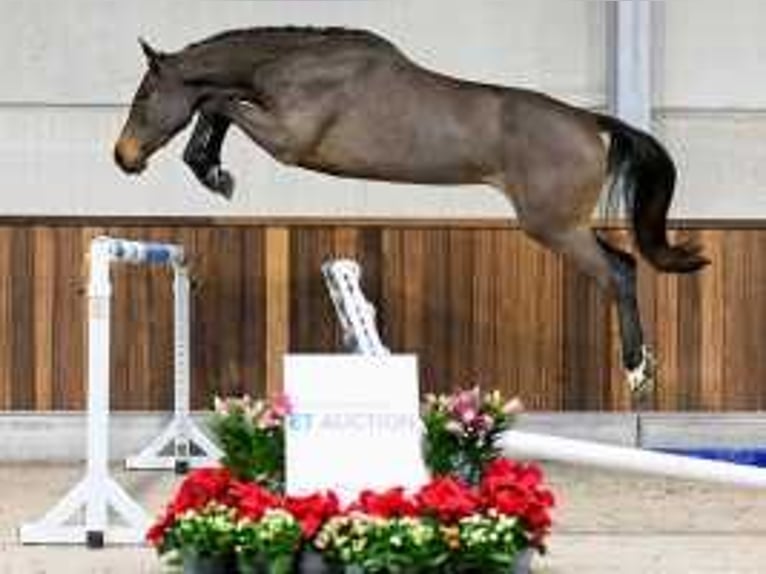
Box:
502;397;524;416
460;408;477;425
257;409;280;430
271;393;293;418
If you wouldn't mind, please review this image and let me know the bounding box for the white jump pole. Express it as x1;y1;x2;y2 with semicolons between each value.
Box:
501;430;766;489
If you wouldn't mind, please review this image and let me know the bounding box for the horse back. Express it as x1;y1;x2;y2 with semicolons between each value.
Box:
247;41;508;184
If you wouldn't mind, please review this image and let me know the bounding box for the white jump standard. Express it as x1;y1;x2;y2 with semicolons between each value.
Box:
20;236;220;548
321;259;389;356
125;245;221;473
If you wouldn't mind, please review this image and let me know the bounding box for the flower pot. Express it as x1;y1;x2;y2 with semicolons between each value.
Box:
295;548;333;573
235;554;268;574
237;554;295;574
446;547;535;574
512;547;534;574
292;548;533;573
182;552;237;574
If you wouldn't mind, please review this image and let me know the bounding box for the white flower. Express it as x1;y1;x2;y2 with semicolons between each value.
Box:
213;396;229;415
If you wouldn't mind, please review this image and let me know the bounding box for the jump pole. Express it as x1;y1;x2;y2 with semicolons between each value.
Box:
19;236;218;547
501;430;766;489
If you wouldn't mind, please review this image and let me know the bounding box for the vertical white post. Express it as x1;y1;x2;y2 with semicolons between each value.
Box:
610;0;653;131
20;236;151;546
125;244;221;472
173;264;192;470
85;238;113;545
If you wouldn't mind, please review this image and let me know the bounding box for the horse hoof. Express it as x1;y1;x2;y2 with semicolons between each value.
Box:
205;166;235;199
626;345;656;396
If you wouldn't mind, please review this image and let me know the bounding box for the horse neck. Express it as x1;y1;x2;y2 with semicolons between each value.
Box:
174;37;266;88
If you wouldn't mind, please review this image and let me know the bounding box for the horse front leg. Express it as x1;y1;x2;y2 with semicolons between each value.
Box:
211;98;309;166
183;112;234;198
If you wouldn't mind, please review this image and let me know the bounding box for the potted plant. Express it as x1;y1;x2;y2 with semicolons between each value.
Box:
148;388;555;573
235;509;302;574
312;465;553;573
211;395;291;491
421;388;522;485
154;502;238;574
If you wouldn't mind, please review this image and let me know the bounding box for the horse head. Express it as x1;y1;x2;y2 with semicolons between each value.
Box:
114;40;198;174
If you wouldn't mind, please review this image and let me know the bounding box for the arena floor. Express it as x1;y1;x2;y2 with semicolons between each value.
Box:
1;462;765;573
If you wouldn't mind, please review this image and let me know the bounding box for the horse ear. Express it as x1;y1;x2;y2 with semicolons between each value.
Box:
138;38;166;72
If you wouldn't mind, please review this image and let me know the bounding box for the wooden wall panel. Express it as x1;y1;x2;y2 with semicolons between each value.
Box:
0;225;269;411
0;219;764;413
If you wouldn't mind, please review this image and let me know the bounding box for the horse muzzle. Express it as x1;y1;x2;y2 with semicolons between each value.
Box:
114;137;147;174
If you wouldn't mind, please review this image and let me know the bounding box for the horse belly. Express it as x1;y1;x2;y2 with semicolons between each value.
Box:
301;79;503;185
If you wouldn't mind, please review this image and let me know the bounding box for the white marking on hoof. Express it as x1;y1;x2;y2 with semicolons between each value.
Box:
626;345;655;395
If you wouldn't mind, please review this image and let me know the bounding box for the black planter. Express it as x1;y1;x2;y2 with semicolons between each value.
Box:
295;548;334;573
180;547;534;573
294;547;534;573
182;552;237;574
237;553;297;574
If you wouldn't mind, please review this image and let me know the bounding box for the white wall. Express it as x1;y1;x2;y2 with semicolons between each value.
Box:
653;0;766;218
0;0;763;219
0;0;605;217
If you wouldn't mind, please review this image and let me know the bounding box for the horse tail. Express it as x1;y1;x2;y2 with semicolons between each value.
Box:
596;113;709;273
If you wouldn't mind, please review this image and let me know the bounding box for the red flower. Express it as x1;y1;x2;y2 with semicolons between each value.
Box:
525;499;553;531
146;467;235;546
480;458;556;545
169;467;233;515
349;487;419;518
284;491;340;538
490;484;528;515
146;512;174;547
229;480;281;521
415;476;480;523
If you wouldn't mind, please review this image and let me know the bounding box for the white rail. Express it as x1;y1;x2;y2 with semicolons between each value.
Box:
502;430;766;489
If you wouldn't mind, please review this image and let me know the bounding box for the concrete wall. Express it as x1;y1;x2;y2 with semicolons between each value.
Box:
0;0;762;218
653;0;766;218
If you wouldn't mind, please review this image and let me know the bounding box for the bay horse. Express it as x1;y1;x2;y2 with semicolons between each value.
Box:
114;27;709;395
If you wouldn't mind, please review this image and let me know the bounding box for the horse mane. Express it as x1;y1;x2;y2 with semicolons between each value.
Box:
173;26;396;86
184;26;385;52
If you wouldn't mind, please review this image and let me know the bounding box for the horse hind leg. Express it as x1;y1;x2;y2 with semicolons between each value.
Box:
594;234;656;397
520;221;654;397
